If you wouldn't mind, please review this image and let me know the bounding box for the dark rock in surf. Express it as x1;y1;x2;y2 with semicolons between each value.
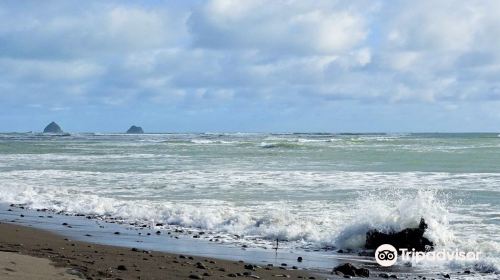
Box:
333;263;370;277
43;122;63;133
126;125;144;134
365;218;434;252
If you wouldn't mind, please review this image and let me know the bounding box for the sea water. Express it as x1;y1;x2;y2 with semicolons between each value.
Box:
0;132;498;274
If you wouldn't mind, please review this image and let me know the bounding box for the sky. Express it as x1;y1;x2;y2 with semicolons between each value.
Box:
1;0;500;133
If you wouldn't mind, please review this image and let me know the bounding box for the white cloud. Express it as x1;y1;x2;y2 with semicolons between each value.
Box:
1;0;500;112
188;0;373;55
383;1;486;52
0;58;105;81
0;2;183;59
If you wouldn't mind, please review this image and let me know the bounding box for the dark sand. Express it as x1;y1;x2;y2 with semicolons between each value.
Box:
0;222;329;280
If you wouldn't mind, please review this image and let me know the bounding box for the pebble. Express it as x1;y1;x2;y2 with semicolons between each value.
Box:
297;257;303;262
189;274;203;279
196;262;207;269
117;265;127;271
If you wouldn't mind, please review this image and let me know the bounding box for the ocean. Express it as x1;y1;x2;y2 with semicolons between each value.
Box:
0;132;498;275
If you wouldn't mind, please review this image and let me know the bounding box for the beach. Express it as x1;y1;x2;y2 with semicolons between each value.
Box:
0;132;499;279
0;250;78;280
0;222;320;280
2;0;500;278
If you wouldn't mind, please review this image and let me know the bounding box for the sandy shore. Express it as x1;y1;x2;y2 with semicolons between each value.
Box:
0;251;80;280
0;222;324;280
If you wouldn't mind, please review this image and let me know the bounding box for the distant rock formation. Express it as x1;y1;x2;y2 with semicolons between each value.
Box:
43;122;63;133
126;125;144;134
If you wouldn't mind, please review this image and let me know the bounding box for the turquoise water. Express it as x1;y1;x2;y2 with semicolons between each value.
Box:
0;132;498;273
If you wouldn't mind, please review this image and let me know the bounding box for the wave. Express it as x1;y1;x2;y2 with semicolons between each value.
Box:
334;190;454;249
0;186;458;248
259;142;303;149
0;173;497;273
0;186;330;247
189;139;234;144
333;190;499;273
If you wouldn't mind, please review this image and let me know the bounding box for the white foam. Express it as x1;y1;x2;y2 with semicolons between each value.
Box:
334;190;454;249
0;169;498;273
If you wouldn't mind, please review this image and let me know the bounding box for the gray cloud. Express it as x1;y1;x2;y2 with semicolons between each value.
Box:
1;0;500;113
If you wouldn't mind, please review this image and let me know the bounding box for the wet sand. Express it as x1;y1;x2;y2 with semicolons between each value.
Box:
0;222;325;280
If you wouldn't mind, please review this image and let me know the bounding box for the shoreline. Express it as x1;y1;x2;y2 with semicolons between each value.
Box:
0;203;359;272
0;222;322;280
0;204;491;279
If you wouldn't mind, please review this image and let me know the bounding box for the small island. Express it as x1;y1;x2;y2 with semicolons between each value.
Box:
43;121;63;133
126;125;144;134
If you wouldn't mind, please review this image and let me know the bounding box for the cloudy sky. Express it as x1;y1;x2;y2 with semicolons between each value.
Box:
1;0;500;132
